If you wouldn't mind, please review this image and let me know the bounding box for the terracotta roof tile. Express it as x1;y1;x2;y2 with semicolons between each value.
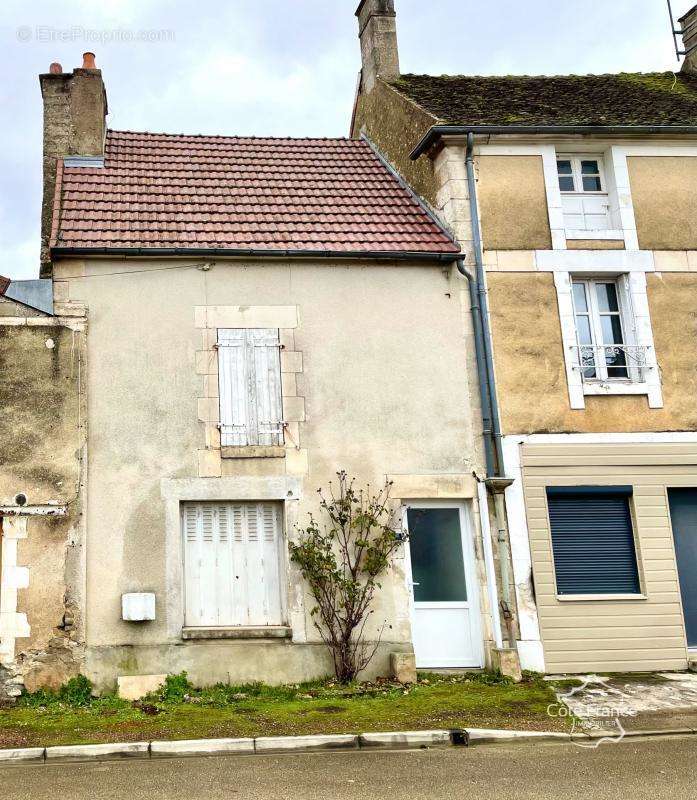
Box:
52;131;458;256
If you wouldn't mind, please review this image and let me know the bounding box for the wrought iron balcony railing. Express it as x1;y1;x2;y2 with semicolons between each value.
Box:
571;344;651;383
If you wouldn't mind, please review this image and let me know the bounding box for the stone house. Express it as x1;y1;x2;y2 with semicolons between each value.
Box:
0;279;86;700
0;47;531;694
353;0;697;673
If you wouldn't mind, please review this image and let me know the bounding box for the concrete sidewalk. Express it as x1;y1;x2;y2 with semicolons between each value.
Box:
555;672;697;733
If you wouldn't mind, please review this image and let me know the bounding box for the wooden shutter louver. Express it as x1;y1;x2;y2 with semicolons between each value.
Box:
217;328;283;447
182;501;284;627
546;486;641;595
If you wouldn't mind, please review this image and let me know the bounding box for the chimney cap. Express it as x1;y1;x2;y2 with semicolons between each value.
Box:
82;52;97;69
49;62;63;75
355;0;396;18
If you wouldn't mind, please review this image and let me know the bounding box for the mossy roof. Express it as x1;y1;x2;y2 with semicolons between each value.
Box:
390;72;697;127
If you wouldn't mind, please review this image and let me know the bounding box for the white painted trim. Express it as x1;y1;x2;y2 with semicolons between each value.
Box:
565;229;624;240
535;249;654;271
477;480;503;650
403;500;485;669
500;437;545;673
0;504;67;517
0;518;31;665
553;270;662;409
606;146;639;250
554;271;585;409
507;431;697;444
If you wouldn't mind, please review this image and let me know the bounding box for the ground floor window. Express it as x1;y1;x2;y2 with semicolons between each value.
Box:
182;501;284;627
546;486;641;596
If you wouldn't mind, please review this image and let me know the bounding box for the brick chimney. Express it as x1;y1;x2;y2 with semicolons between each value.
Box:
680;4;697;74
355;0;400;94
39;53;108;276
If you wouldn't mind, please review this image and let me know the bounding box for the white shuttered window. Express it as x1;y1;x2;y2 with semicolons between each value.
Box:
217;328;284;447
182;502;284;627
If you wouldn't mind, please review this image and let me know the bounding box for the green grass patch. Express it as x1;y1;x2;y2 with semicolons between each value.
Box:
0;671;570;749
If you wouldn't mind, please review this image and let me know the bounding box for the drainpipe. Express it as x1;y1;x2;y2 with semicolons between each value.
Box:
462;132;516;650
464;133;504;474
456;258;495;478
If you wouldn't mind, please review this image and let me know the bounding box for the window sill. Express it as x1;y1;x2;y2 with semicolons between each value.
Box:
556;594;647;602
565;229;624;241
221;446;286;459
582;381;651;397
182;626;292;641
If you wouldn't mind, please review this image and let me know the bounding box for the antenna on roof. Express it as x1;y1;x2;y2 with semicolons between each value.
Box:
667;0;697;61
667;0;682;61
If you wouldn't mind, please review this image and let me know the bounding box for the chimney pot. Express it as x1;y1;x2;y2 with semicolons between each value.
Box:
49;62;63;75
82;52;96;69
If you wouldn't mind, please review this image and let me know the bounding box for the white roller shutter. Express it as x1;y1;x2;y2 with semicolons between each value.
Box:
182;501;284;627
217;328;283;446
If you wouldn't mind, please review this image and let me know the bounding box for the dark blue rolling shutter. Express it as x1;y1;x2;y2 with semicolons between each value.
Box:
546;486;640;595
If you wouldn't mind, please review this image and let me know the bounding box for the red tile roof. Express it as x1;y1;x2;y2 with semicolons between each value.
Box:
50;130;458;257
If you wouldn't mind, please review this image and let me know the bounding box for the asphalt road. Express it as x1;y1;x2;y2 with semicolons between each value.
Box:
0;736;695;800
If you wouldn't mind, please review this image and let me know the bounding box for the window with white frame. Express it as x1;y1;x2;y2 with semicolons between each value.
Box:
557;156;611;232
217;328;284;447
182;501;285;627
571;277;648;383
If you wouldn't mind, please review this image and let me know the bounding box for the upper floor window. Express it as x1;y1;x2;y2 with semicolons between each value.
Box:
557;156;611;232
571;278;648;383
217;328;284;447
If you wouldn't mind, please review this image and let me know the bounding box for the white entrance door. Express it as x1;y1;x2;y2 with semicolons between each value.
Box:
406;502;483;668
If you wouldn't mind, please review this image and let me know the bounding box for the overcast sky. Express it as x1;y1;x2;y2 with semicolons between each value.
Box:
0;0;688;279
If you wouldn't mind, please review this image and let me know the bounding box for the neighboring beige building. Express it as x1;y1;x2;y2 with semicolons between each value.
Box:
6;50;530;693
353;0;697;672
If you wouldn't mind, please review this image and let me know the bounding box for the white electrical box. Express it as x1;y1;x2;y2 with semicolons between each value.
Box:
121;593;156;622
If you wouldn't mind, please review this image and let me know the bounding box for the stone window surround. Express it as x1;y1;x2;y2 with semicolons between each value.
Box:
554;270;663;410
194;305;308;478
0;505;68;665
160;476;306;642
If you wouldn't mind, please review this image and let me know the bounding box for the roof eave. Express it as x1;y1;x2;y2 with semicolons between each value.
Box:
50;246;461;262
409;124;697;159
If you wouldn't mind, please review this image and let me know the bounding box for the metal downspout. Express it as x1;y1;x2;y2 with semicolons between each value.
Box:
456;258;495;477
465;132;504;474
464;132;516;650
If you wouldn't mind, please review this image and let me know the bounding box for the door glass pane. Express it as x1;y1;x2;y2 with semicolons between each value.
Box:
558;176;575;192
572;282;588;312
600;314;623;344
408;508;467;602
575;314;593;344
557;160;573;174
596;283;619;312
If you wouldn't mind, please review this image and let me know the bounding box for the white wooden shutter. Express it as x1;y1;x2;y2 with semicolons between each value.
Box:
182;501;284;627
217;329;283;446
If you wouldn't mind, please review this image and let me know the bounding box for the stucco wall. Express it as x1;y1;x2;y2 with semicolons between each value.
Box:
351;79;440;208
0;317;85;695
57;257;490;688
477;156;552;251
628;156;697;251
487;271;697;434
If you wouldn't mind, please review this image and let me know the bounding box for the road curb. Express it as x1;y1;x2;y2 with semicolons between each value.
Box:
2;726;695;764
